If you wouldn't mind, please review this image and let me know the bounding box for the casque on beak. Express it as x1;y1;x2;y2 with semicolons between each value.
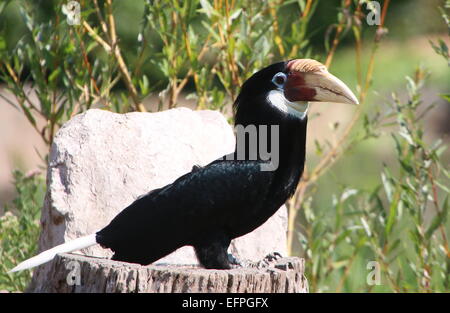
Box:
284;59;359;105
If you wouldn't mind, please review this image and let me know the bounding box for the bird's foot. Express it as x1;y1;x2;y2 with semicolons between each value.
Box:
227;252;283;269
250;252;283;269
227;253;252;269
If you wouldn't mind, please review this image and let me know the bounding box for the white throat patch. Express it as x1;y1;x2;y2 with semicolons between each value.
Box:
267;89;309;119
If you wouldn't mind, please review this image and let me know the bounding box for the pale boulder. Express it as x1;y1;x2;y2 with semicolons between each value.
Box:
29;108;287;291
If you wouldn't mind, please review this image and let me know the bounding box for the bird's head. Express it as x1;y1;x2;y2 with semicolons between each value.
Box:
234;59;358;125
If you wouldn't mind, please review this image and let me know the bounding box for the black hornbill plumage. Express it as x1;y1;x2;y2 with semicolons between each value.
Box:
9;59;358;272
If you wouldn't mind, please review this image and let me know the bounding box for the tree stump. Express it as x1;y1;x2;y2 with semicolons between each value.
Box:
33;253;308;293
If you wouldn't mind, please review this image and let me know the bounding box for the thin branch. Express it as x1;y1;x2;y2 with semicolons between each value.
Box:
287;0;391;256
325;0;352;68
269;0;285;56
93;0;111;43
82;20;111;52
427;165;450;257
302;0;314;18
105;0;146;112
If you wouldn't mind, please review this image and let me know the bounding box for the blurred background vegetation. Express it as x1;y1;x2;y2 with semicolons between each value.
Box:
0;0;448;292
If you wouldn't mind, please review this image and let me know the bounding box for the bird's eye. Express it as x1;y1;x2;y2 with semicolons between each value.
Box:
272;72;287;88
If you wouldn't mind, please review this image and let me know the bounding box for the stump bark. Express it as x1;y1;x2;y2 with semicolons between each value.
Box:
34;253;308;293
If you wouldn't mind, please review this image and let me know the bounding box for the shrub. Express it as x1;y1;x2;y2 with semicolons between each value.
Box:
0;171;45;292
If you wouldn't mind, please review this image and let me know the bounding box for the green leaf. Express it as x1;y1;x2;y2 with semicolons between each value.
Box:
425;196;448;240
331;259;348;269
385;194;399;237
341;189;358;202
399;159;414;175
54;103;66;124
435;180;450;194
314;139;323;156
139;74;149;96
0;1;12;15
199;0;216;19
381;171;393;202
200;20;220;42
387;239;401;254
439;93;450;102
21;104;37;128
0;35;6;52
48;68;61;85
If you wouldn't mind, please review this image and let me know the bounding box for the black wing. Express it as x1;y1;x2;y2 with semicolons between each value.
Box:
96;159;276;264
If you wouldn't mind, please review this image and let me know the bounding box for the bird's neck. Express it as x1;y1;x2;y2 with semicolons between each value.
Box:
233;107;307;200
267;114;307;199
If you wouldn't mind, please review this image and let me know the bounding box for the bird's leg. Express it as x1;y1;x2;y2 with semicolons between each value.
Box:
194;234;233;269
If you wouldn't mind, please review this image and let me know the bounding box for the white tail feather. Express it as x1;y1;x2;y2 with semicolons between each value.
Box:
8;234;97;273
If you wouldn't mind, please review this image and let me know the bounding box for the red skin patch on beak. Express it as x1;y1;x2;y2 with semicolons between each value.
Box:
284;72;317;102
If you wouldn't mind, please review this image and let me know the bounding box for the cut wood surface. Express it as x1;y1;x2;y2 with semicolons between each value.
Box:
33;253;308;293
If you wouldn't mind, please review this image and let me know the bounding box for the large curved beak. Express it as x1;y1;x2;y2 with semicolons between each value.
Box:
284;59;359;105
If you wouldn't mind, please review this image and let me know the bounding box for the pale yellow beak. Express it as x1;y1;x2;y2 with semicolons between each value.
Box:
285;59;359;105
303;70;359;105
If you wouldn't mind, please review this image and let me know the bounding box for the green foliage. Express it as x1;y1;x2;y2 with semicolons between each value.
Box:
299;66;450;293
0;171;45;292
0;0;321;143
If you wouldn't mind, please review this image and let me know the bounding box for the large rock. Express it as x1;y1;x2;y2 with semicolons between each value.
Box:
28;108;287;292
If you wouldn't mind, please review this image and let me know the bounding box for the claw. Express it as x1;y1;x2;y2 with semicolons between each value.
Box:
264;251;283;262
253;252;283;268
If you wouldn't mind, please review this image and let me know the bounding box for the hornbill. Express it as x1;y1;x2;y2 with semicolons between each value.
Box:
9;59;358;272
